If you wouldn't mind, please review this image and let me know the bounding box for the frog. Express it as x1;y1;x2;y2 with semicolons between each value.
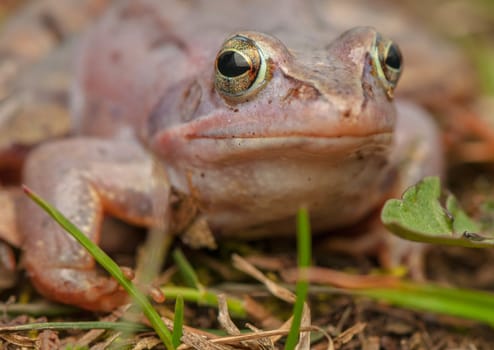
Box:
1;0;451;311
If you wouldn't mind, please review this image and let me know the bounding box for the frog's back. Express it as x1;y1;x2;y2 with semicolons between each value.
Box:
72;0;319;137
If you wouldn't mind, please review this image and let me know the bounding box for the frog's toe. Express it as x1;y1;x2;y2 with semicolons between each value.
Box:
319;217;427;280
378;233;427;281
26;265;129;311
0;240;17;289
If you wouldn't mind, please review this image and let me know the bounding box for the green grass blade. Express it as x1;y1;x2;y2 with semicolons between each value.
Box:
0;321;151;332
0;302;78;317
285;207;311;350
360;282;494;326
23;186;175;350
172;248;203;291
172;295;184;347
161;286;246;318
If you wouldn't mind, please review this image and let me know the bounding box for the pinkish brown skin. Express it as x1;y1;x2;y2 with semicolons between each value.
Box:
17;0;442;311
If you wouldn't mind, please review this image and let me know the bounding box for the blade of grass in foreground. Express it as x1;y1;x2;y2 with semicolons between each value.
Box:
285;207;311;350
359;281;494;327
23;186;176;350
0;321;150;332
173;248;204;291
160;286;246;318
168;248;247;318
172;295;184;348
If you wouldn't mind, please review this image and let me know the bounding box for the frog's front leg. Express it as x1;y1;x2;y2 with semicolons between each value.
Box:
380;100;444;277
325;101;443;278
20;138;169;311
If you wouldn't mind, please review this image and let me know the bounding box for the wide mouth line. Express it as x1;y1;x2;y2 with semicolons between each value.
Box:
183;131;393;140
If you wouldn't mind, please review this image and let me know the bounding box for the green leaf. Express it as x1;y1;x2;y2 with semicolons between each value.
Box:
446;195;482;234
381;176;494;247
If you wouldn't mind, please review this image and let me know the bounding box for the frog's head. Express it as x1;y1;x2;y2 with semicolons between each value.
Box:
147;27;404;234
148;26;402;156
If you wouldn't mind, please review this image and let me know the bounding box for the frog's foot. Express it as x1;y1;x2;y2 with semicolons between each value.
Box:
378;232;426;280
0;240;16;290
26;265;128;311
20;138;170;311
0;187;22;247
321;216;427;280
0;188;22;290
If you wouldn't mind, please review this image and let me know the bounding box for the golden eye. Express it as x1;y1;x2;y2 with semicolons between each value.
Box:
215;35;268;101
381;41;402;87
372;33;403;99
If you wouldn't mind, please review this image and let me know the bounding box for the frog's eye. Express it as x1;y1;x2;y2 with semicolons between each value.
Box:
215;35;268;101
381;41;402;86
372;34;403;98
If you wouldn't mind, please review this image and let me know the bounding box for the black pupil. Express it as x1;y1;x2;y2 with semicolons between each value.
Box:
217;51;250;77
385;44;402;70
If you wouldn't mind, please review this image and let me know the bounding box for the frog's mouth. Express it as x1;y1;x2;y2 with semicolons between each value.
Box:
153;106;395;148
153;116;393;164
